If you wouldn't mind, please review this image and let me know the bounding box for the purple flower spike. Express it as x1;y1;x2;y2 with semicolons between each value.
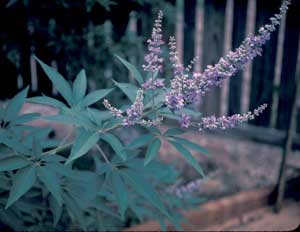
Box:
142;10;164;73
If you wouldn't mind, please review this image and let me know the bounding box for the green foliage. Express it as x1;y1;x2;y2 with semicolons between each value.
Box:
0;58;207;231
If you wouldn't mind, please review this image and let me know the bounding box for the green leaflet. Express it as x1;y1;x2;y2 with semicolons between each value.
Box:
169;140;205;177
115;54;144;85
5;165;37;209
179;107;202;117
172;137;209;156
112;80;138;103
35;57;73;106
27;95;68;109
66;130;100;164
163;128;185;137
63;193;87;230
49;195;63;226
10;113;40;126
100;133;127;161
111;172;128;219
4;87;29;123
73;69;87;103
144;137;161;165
78;88;114;108
0;133;32;155
121;169;169;218
37;165;63;206
125;134;154;149
121;168;182;229
0;156;31;171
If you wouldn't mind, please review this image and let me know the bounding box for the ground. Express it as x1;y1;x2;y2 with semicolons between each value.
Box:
159;126;300;200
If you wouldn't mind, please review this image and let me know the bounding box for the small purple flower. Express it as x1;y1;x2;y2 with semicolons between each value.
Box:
142;78;165;90
180;114;191;128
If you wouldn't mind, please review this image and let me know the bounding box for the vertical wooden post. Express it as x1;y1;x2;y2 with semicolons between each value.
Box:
270;0;287;128
277;0;300;130
241;0;256;113
220;0;234;115
201;0;226;116
228;0;247;115
194;0;204;73
176;0;184;64
183;0;196;67
250;0;281;126
275;35;300;213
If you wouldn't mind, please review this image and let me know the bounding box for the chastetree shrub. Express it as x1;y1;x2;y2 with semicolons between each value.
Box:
0;1;291;231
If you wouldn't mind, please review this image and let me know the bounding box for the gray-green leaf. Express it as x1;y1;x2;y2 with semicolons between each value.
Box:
0;156;31;171
6;165;37;209
35;57;73;105
78;88;113;108
144;138;161;165
4;86;29;122
112;81;138;103
115;55;144;85
100;133;127;161
169;140;204;177
73;69;87;103
37;165;63;206
66;131;100;164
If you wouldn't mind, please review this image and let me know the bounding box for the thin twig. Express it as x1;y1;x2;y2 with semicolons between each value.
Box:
95;144;110;164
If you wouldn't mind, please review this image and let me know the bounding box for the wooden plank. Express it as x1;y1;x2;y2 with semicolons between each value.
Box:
228;0;248;115
194;0;204;72
175;0;184;64
241;0;256;113
183;0;196;67
270;1;288;128
250;0;281;127
201;0;226;116
277;0;300;130
220;0;234;115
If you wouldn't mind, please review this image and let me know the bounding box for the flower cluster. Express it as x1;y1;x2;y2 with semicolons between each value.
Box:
103;99;123;117
122;89;144;127
142;78;165;90
198;104;267;131
142;10;164;73
180;114;191;128
165;0;290;111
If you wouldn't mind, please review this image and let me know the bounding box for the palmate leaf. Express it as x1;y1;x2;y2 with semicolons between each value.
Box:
77;88;114;108
4;86;29;123
0;156;31;171
5;165;37;209
115;55;144;85
144;137;161;166
73;69;87;103
169;140;205;177
112;80;138;103
37;165;63;206
66;130;100;164
35;57;73;106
